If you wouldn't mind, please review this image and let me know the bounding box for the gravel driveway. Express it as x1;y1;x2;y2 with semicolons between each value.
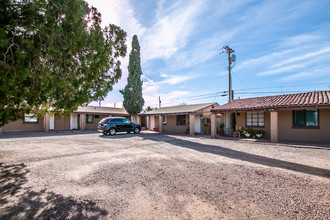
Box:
0;131;329;219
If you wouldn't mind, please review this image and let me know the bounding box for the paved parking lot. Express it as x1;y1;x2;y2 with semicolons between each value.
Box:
0;131;329;219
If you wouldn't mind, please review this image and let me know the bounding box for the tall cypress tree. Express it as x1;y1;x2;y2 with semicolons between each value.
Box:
120;35;144;122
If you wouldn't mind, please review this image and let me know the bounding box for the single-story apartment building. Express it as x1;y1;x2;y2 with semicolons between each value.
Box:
0;106;129;133
140;103;220;135
210;90;330;143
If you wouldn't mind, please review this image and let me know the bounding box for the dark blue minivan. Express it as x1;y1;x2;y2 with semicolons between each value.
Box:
98;117;141;135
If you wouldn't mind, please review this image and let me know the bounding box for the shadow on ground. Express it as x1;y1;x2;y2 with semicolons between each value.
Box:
141;134;330;178
0;163;107;220
0;130;99;140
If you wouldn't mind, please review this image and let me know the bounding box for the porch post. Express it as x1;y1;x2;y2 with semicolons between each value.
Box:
137;116;141;125
80;114;86;130
44;113;50;132
211;113;216;138
189;114;195;136
159;115;163;134
270;111;278;143
148;116;151;131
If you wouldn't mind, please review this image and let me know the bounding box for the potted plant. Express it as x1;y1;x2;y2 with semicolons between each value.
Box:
219;123;225;136
255;130;265;138
241;129;250;138
247;128;256;138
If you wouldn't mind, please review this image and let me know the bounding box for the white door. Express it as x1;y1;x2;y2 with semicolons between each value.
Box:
70;113;78;130
150;116;155;130
50;115;55;130
194;114;201;133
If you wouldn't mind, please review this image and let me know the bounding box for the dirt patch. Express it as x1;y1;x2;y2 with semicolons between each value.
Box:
0;131;329;219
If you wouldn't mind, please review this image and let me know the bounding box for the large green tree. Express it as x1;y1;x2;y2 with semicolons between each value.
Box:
0;0;127;126
120;35;144;122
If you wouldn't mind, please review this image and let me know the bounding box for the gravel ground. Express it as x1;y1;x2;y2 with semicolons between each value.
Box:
0;131;329;219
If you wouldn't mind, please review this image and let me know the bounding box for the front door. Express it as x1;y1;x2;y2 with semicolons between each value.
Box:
70;113;78;130
194;114;201;133
50;115;55;130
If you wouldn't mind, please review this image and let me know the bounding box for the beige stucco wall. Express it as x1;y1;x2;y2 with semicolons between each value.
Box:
86;115;108;130
1;118;45;132
234;111;270;139
278;109;330;143
163;115;189;134
201;104;219;117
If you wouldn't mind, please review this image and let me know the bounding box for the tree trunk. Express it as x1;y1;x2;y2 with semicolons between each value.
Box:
131;114;137;123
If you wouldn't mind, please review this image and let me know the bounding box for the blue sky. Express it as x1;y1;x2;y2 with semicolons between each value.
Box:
87;0;330;108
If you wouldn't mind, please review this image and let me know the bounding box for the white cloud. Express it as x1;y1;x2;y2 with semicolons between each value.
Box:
142;81;190;108
271;46;330;69
141;0;205;62
167;30;239;71
160;74;198;85
87;0;145;37
280;34;323;47
236;49;294;71
257;63;308;76
160;73;168;78
281;66;330;82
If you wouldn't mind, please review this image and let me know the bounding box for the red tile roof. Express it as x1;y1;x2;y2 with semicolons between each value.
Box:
212;90;330;112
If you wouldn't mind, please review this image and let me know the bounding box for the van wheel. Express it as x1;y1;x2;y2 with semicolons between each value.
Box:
134;127;140;134
109;128;116;136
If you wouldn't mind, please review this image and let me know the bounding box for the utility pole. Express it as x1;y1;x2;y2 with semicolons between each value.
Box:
159;96;161;108
222;46;235;102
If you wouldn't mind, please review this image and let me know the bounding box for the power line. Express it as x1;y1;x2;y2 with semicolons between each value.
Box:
143;82;330;107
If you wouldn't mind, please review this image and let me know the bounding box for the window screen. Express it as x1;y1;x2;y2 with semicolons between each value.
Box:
176;115;186;126
86;114;93;123
24;113;38;123
246;111;264;127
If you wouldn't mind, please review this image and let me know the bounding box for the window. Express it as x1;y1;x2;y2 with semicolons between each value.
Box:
123;119;131;124
86;114;93;123
111;118;121;123
246;111;264;127
176;115;186;126
94;115;100;119
162;115;167;124
24;113;38;123
293;110;318;127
